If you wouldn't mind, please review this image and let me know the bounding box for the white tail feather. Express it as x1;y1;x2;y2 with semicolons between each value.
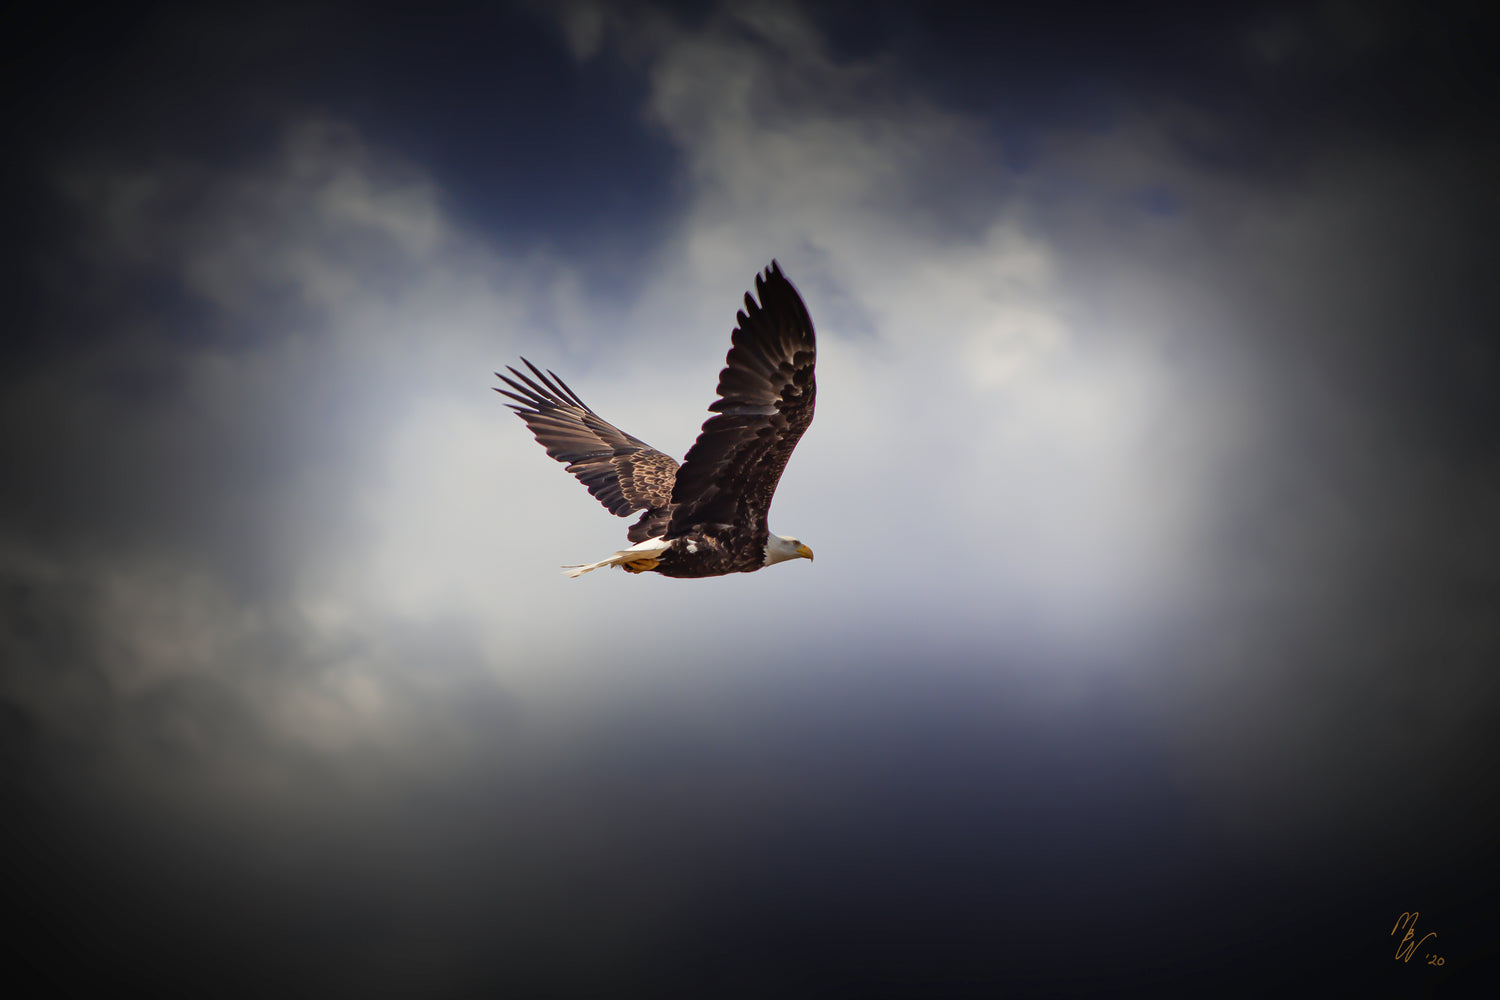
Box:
561;537;670;578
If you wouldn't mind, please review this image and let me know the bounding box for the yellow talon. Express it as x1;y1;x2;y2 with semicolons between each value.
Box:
622;558;660;573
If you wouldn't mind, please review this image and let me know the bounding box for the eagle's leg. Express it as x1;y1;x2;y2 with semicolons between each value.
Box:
621;557;660;573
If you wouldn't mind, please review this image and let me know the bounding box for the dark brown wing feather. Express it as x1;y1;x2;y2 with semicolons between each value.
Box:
495;360;678;542
667;260;816;540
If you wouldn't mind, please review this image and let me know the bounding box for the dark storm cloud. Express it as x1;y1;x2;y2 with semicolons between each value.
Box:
817;0;1498;167
3;1;676;354
3;140;408;598
0;655;1424;996
11;652;1487;995
4;1;1499;995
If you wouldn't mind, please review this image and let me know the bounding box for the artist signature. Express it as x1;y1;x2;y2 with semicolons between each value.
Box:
1391;911;1444;966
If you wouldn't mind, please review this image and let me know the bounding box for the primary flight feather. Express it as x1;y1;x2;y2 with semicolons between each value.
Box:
495;260;816;577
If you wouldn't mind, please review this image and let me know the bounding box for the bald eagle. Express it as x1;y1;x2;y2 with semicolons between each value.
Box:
496;261;816;578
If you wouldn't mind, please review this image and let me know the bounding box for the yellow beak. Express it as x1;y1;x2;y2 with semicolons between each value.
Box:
796;543;814;562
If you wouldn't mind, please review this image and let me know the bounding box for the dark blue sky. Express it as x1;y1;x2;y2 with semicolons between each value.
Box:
4;1;1498;995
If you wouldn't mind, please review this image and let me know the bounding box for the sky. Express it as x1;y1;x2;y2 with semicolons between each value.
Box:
4;0;1498;995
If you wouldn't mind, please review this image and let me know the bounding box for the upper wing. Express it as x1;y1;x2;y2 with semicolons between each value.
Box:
667;260;816;537
496;360;679;542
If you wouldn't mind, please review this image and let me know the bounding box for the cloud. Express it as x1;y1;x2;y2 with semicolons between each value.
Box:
7;0;1494;841
561;0;1498;853
3;122;543;789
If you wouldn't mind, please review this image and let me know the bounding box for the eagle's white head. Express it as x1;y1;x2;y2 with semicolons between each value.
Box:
764;533;815;567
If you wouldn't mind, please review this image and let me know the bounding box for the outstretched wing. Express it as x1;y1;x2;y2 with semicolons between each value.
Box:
496;360;679;542
667;260;816;539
